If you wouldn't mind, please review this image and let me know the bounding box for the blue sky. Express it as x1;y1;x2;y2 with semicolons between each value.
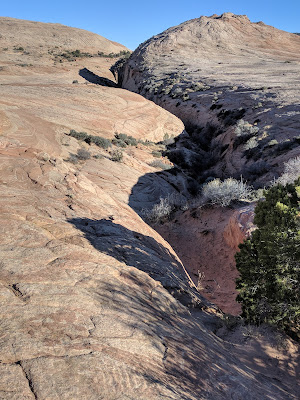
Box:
2;1;299;49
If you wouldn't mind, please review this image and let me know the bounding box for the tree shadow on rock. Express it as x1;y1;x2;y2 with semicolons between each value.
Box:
67;218;298;400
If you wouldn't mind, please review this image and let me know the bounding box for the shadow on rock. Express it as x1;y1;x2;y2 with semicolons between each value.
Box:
79;67;118;87
65;218;299;400
68;217;208;309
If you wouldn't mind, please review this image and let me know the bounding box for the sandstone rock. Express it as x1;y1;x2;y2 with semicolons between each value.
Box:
115;13;300;186
0;17;299;400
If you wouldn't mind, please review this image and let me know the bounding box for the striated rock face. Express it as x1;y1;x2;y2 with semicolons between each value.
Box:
114;13;300;186
0;18;299;400
0;17;128;54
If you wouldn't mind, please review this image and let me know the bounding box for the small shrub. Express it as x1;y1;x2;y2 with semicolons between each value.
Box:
182;93;190;101
277;156;300;185
202;178;253;207
114;133;137;146
148;160;172;170
244;137;259;150
98;50;131;58
217;108;246;127
69;129;89;141
93;154;104;159
112;138;127;147
143;193;188;223
162;133;175;145
67;154;79;164
77;148;91;160
69;129;112;149
145;197;172;223
235;120;259;137
72;80;78;84
152;150;162;158
111;149;123;162
89;136;112;149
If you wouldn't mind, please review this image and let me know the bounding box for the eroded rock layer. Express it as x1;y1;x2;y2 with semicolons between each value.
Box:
0;17;299;399
114;12;300;186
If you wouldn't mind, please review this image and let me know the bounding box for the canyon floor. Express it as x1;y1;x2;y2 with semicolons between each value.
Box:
0;17;299;399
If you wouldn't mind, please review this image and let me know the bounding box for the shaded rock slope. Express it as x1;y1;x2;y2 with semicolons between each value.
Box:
115;11;300;316
0;17;299;399
113;12;300;187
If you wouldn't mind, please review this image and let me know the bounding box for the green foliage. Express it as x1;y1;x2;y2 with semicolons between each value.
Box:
152;150;163;158
76;148;91;160
110;149;123;162
97;50;131;59
69;130;111;149
88;136;111;149
113;133;137;146
236;179;300;337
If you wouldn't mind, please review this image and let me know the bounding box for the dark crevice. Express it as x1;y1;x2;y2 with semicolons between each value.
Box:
16;361;38;400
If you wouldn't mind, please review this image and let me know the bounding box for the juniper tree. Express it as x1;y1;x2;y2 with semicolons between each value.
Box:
235;178;300;337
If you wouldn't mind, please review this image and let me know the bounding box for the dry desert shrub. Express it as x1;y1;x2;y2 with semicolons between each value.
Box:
277;156;300;184
148;159;172;170
202;178;253;207
235;119;259;136
144;197;173;223
143;193;188;223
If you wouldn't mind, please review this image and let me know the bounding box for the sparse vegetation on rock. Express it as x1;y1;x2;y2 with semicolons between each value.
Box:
110;149;123;162
148;159;172;170
76;148;91;160
277;156;300;185
112;133;138;147
202;178;253;207
69;129;112;149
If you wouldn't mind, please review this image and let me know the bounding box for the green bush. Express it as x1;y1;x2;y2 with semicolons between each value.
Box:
88;136;111;149
235;179;300;337
69;130;111;149
114;133;137;146
235;120;259;137
111;149;123;162
112;138;127;148
152;150;163;158
69;130;89;141
76;148;91;160
98;50;131;58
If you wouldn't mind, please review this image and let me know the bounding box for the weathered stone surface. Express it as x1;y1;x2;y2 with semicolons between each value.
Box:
0;17;299;400
115;13;300;185
0;17;128;54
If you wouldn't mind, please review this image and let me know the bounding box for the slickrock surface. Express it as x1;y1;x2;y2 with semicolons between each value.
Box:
115;11;300;314
0;17;128;53
0;17;299;399
114;12;300;186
